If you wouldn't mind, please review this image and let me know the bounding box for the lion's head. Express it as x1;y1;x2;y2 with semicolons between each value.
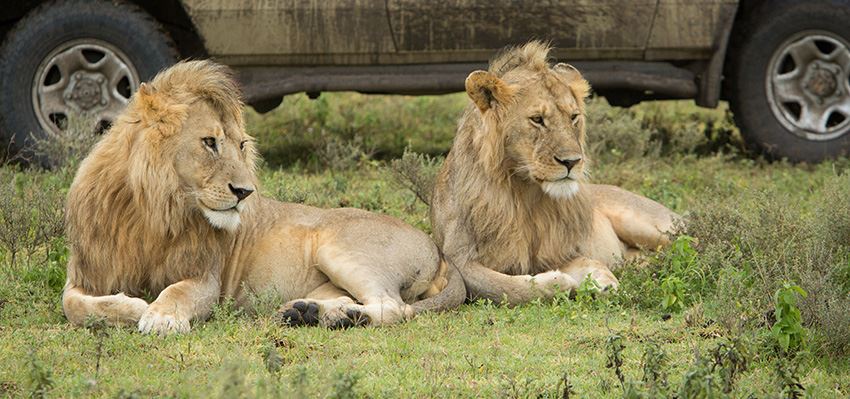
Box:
464;41;591;199
66;60;258;296
124;60;258;233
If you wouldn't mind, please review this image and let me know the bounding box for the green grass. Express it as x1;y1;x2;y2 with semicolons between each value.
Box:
1;93;849;397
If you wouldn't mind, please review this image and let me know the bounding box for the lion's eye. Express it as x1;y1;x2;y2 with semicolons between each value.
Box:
202;137;217;151
239;140;247;151
530;115;545;126
570;113;581;125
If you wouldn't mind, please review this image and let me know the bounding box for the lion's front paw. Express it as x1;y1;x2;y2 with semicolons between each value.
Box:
528;271;579;295
138;306;190;335
589;268;619;292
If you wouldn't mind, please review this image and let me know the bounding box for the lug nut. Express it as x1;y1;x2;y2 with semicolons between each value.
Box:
100;99;107;105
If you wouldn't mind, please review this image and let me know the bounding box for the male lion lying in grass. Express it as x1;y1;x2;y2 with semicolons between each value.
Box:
431;42;679;305
62;60;464;334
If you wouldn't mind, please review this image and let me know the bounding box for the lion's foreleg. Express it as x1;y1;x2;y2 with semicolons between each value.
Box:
138;274;220;335
62;283;149;326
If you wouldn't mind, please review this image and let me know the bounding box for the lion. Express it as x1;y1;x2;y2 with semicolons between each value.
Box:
430;42;680;305
62;60;465;334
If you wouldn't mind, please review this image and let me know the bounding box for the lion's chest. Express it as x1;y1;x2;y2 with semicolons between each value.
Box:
104;228;226;296
475;210;585;276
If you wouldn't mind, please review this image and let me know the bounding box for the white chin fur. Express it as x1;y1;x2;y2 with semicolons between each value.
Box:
541;180;580;199
202;209;241;232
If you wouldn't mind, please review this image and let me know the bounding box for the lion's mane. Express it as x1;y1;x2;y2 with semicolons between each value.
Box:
65;61;246;298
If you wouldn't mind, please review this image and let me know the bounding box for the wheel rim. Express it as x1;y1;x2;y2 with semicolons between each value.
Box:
31;39;139;136
766;31;850;142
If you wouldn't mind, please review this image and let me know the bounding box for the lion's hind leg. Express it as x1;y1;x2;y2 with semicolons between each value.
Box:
308;236;431;327
62;284;149;327
278;282;372;329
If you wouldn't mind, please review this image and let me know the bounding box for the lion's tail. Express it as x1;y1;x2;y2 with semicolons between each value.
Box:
410;253;466;314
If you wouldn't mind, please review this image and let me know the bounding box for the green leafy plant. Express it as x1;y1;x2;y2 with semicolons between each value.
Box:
771;283;808;353
677;356;723;399
556;372;575;399
26;348;53;399
641;340;669;396
710;336;751;394
774;357;806;399
660;275;686;312
575;275;601;307
605;332;626;388
670;235;699;272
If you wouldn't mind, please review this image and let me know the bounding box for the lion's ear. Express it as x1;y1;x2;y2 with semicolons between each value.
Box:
554;63;591;100
553;63;581;80
465;70;513;113
134;83;187;138
138;82;154;97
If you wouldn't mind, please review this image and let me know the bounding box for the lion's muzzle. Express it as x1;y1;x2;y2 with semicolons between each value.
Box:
228;183;254;202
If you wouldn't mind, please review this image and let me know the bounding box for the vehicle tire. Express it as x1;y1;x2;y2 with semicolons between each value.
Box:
0;0;178;161
726;0;850;162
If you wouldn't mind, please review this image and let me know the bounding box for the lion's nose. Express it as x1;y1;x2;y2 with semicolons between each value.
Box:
554;156;581;173
229;184;254;201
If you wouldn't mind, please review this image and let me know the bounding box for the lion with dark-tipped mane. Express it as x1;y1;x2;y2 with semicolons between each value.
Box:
431;42;679;304
63;60;464;334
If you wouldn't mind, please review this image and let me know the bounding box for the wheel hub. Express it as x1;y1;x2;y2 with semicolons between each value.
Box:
803;61;840;100
64;71;109;112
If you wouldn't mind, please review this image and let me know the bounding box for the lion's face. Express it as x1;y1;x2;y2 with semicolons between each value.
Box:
172;100;257;232
465;63;589;199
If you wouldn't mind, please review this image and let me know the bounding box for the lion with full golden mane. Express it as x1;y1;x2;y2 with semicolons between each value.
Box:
431;42;680;304
63;60;464;334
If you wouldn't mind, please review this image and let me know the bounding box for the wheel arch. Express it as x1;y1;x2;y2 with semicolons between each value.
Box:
720;0;767;103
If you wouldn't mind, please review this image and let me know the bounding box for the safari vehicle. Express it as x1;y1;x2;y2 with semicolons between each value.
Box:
1;0;849;162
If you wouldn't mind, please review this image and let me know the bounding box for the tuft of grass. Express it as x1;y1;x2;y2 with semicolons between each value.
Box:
328;372;359;399
31;113;101;170
386;148;441;206
0;175;65;270
315;132;373;174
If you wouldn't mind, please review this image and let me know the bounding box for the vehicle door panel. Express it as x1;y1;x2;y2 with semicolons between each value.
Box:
646;0;739;60
387;0;657;59
181;0;395;59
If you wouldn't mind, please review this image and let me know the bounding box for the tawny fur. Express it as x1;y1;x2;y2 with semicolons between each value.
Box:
63;60;465;333
431;42;679;305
